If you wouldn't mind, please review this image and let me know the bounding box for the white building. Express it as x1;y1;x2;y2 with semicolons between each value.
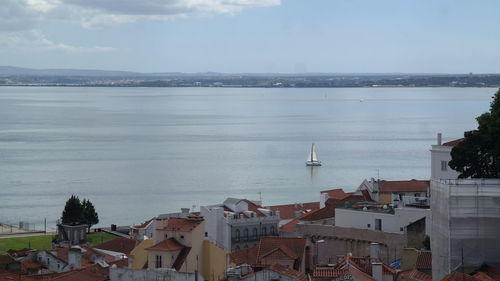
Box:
335;203;430;235
200;198;280;252
430;179;500;281
430;133;462;180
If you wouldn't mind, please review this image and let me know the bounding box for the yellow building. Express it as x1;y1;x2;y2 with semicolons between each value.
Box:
146;216;206;277
202;240;228;281
128;238;153;269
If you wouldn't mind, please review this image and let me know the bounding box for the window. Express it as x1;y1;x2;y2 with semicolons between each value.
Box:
204;232;208;237
235;229;240;241
400;227;404;232
270;226;276;235
261;227;267;236
252;228;258;239
180;235;184;239
47;258;50;265
367;224;371;228
165;234;168;238
243;228;249;240
414;193;420;197
155;255;162;268
441;161;448;171
375;219;382;231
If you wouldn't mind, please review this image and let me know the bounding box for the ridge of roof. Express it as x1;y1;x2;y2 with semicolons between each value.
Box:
146;238;184;252
442;138;464;147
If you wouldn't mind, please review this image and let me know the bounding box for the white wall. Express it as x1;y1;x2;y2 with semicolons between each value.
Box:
110;267;203;281
335;207;429;234
430;145;460;180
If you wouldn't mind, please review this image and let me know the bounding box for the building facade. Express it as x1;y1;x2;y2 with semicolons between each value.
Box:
430;179;500;281
200;198;280;252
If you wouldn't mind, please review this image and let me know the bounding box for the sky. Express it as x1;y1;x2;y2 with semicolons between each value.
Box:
1;0;500;73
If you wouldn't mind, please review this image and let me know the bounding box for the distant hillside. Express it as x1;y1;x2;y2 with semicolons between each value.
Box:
0;66;144;77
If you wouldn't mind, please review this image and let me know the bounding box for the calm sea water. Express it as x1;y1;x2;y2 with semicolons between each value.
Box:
0;87;495;229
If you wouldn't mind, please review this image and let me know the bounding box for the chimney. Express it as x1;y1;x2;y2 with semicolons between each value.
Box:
371;262;383;281
370;243;380;259
437;133;442;145
68;246;86;269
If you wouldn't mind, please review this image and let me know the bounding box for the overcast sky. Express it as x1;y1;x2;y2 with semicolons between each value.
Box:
1;0;500;73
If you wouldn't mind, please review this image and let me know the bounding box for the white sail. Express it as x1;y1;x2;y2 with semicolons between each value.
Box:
311;144;318;162
306;143;321;166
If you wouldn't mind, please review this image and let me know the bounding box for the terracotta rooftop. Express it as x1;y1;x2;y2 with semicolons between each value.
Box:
269;263;308;281
321;189;352;201
132;219;153;229
48;247;104;267
443;271;481;281
399;269;433;281
266;202;320;220
416;251;432;270
473;272;496;281
0;255;16;265
256;237;305;270
443;138;464;147
146;238;184;252
313;268;350;278
0;273;36;281
378;180;430;193
93;237;139;255
161;217;203;232
229;247;258;265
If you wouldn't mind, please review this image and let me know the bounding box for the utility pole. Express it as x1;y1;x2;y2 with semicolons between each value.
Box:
44;218;47;234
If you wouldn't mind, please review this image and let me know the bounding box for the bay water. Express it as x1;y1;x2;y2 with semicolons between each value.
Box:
0;87;495;229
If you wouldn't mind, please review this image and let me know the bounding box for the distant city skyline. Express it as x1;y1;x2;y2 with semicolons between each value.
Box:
1;0;500;74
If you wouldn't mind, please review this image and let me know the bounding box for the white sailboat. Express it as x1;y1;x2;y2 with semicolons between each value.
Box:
306;143;322;166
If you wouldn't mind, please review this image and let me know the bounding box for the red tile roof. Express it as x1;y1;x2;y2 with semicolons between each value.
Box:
266;202;320;220
313;268;350;278
93;237;139;255
48;247;103;267
321;189;352;201
0;273;36;281
269;263;308;281
261;247;298;260
229;247;258;266
378;180;430;193
443;138;464;147
146;238;184;252
0;255;16;265
399;269;433;281
443;272;480;281
473;272;496;281
21;260;43;270
132;219;153;229
480;264;500;281
47;262;112;281
256;237;305;270
416;251;432;270
161;217;203;232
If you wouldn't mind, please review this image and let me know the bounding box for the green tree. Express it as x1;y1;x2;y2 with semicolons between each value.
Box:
61;195;84;225
82;199;99;233
449;89;500;178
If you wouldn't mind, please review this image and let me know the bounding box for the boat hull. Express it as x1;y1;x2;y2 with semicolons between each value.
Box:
306;161;322;166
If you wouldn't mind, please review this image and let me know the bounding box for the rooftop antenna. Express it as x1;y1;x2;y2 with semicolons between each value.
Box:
258;191;262;203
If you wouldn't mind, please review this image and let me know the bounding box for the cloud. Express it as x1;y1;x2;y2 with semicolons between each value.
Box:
2;0;281;29
0;30;114;53
0;0;279;53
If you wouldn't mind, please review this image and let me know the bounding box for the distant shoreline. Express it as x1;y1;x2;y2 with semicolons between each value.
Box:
1;73;499;88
